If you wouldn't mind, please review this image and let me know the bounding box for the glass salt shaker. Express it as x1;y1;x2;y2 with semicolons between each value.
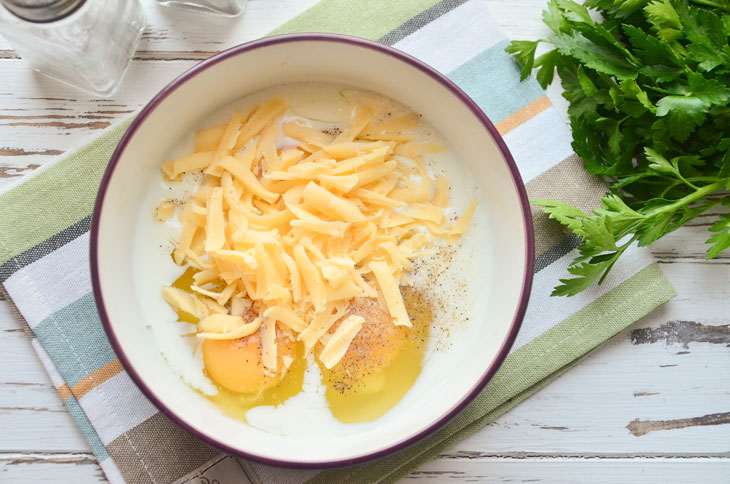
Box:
0;0;145;97
157;0;247;17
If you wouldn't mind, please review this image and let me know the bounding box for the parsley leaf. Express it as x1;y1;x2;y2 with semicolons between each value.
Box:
505;40;541;81
654;95;706;141
675;2;730;71
552;31;640;79
645;0;683;43
535;49;562;88
706;212;730;258
508;0;730;296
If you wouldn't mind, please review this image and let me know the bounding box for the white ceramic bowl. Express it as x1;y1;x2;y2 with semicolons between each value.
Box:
91;33;534;468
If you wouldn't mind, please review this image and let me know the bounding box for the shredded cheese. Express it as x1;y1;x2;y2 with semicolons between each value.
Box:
261;317;277;372
234;97;287;150
447;198;478;243
302;182;365;222
319;315;365;369
263;306;308;332
159;96;478;368
154;200;176;221
198;314;244;333
369;260;412;327
162;287;209;320
293;244;326;311
432;174;449;208
214;112;243;165
197;315;262;340
205;188;225;251
161;152;214;180
195;124;226;152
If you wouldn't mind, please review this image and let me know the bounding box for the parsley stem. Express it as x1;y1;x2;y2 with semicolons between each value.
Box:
687;176;727;182
659;180;681;198
677;173;700;191
647;181;727;216
689;0;730;12
597;234;639;285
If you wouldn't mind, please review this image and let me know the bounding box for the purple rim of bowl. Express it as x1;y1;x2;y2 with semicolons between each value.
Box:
90;32;535;469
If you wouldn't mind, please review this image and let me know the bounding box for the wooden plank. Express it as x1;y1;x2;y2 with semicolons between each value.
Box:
2;453;728;484
0;0;319;52
407;457;730;483
0;407;91;453
0;453;105;484
0;303;51;385
0;58;198;190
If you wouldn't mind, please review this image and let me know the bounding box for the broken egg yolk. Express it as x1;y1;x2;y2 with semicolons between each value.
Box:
318;289;431;423
319;298;408;394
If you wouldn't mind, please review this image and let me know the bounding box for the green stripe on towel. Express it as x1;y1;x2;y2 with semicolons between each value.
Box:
0;120;132;267
269;0;442;40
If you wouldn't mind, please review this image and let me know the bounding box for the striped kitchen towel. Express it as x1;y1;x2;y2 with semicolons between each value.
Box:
0;0;676;483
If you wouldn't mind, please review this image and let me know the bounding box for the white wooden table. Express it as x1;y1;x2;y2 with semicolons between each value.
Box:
1;1;728;482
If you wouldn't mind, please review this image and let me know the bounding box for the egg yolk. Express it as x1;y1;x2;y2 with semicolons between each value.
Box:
320;298;408;394
318;288;431;423
172;266;431;423
203;330;297;394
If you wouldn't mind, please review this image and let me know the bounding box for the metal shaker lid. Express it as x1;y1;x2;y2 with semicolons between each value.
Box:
1;0;86;23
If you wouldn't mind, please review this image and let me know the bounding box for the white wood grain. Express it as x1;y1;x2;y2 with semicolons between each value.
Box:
0;453;105;484
408;457;730;483
4;456;730;484
1;456;721;484
0;60;196;189
0;0;728;483
0;0;319;52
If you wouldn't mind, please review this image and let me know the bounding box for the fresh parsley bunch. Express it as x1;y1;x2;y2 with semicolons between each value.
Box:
507;0;730;296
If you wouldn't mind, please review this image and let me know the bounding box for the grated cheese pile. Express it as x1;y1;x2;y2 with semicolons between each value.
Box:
159;96;477;371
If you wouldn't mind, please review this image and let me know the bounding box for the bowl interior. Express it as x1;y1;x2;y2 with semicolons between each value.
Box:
93;36;530;466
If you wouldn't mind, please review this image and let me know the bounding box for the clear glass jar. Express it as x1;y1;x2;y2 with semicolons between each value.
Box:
157;0;247;17
0;0;145;97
